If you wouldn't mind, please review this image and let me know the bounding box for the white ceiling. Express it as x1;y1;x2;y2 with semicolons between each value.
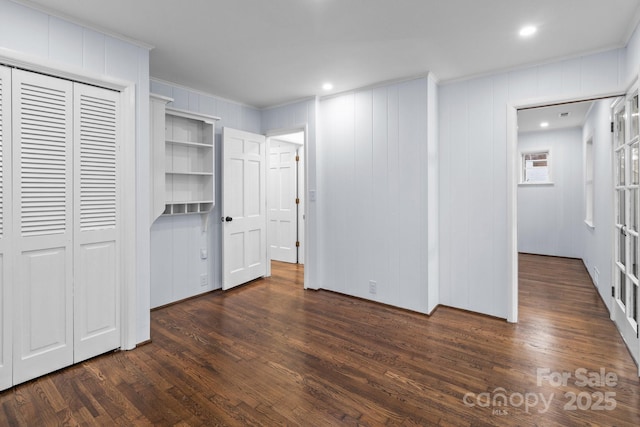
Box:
517;100;599;133
20;0;640;108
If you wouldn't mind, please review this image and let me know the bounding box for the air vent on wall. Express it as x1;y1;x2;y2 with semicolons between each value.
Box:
559;112;570;118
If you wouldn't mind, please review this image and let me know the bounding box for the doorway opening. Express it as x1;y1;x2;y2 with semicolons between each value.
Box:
516;99;597;259
514;94;640;371
266;129;306;281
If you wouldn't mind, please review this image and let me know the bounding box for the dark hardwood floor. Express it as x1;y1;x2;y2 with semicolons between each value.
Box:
1;255;639;426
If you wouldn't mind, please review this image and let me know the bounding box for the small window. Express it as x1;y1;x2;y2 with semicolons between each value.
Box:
522;151;550;183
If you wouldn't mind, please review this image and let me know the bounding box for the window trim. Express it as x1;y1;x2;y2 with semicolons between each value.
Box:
519;149;553;185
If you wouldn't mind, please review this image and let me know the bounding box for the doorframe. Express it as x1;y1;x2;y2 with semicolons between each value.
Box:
506;90;624;323
265;125;308;288
0;47;138;351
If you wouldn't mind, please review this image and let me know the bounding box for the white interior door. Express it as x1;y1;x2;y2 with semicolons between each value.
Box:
0;64;12;390
73;83;120;363
268;140;298;263
612;92;640;367
12;69;74;384
222;127;267;290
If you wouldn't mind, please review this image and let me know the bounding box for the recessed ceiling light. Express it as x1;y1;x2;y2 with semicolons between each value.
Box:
540;122;549;128
519;25;537;37
322;82;333;91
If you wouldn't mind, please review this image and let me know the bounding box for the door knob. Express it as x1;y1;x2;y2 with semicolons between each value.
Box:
225;216;233;222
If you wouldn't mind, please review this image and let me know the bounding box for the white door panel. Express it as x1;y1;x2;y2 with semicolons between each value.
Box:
17;247;71;360
268;141;298;263
73;83;120;363
222;128;266;290
12;69;74;384
0;64;12;390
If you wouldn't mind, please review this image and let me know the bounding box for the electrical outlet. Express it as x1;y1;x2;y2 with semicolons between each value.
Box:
369;280;377;294
200;274;208;287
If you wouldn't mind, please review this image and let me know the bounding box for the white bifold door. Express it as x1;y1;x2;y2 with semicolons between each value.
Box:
222;128;267;290
1;66;120;389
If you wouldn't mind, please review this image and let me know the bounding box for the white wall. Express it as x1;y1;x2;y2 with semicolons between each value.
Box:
582;99;615;309
149;79;261;307
316;76;437;314
439;48;626;319
517;128;584;258
0;0;151;343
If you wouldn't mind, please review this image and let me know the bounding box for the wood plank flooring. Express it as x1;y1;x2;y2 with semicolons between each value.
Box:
1;254;639;426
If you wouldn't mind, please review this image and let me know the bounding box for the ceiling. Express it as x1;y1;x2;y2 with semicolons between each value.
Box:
517;100;598;133
20;0;640;108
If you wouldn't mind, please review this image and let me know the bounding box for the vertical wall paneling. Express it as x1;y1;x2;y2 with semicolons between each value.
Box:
0;0;48;58
439;47;625;319
492;76;510;315
0;64;11;391
582;99;616;309
387;86;401;306
48;17;83;68
371;87;390;302
12;69;74;384
398;79;428;312
317;77;434;313
82;29;106;74
467;78;495;313
426;74;439;312
355;91;373;298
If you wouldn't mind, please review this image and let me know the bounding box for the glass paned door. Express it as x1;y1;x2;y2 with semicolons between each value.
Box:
612;92;640;368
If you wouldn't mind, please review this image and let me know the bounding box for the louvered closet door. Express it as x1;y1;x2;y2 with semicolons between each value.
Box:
73;83;120;362
0;65;12;390
12;69;73;384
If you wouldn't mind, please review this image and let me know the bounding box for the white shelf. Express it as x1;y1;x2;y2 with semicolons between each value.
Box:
150;94;219;219
167;171;214;176
166;139;213;148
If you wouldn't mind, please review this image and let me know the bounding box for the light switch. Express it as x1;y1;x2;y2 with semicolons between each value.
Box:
309;190;317;201
200;248;208;259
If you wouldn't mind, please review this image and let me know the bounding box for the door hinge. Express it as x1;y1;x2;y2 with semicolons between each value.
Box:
295;241;300;247
295;198;300;204
612;285;615;297
295;155;300;162
611;121;614;133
